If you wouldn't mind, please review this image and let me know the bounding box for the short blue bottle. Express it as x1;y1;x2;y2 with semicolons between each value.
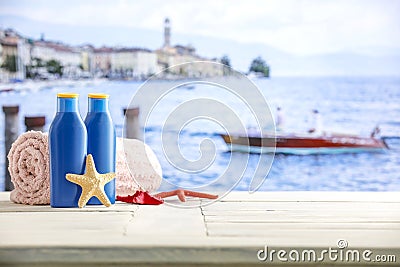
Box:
49;93;87;208
84;93;116;205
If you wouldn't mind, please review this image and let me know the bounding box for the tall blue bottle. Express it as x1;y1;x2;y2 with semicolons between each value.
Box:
84;93;116;205
49;93;87;208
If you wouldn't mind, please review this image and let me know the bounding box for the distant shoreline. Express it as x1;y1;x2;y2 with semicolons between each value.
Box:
1;75;399;94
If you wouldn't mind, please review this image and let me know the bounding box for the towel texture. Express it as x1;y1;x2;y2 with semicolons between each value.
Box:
8;131;50;205
116;138;162;196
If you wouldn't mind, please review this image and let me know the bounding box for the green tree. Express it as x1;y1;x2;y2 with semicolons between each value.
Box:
220;55;231;67
32;57;45;68
249;56;270;77
220;55;232;76
1;55;18;73
25;65;33;79
26;57;45;78
46;59;63;76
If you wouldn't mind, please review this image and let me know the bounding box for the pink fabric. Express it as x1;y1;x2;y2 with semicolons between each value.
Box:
8;131;50;205
115;138;162;196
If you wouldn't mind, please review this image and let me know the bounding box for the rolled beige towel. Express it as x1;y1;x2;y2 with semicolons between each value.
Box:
116;138;162;196
8;131;50;205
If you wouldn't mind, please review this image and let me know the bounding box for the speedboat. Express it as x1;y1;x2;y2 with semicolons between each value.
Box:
219;133;389;155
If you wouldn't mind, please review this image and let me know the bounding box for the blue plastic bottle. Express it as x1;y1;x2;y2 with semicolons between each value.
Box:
49;93;87;208
84;93;116;205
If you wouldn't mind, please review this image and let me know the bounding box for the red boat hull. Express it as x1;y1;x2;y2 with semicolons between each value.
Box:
220;134;388;154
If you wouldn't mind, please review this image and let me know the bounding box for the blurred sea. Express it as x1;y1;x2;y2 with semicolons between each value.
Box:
0;76;399;191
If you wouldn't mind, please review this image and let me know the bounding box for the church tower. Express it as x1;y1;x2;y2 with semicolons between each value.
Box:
164;18;171;48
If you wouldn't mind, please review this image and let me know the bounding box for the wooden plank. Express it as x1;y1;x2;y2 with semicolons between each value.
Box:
203;208;400;222
125;199;206;238
206;228;400;248
0;200;139;213
205;216;400;223
0;246;287;266
1;246;399;266
203;209;400;217
206;222;400;232
201;201;400;211
216;191;400;202
0;211;134;246
207;223;400;243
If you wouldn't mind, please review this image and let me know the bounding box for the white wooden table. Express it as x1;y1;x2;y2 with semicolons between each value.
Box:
0;191;399;266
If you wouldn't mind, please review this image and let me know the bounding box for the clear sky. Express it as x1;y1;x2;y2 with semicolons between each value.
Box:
1;0;399;55
1;0;400;75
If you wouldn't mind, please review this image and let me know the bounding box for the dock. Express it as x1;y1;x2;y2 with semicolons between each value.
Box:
0;191;399;266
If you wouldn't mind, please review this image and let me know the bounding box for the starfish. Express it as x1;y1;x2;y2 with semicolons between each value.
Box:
154;189;218;202
66;154;116;208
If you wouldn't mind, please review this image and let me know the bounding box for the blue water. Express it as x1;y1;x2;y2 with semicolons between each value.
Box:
1;77;399;191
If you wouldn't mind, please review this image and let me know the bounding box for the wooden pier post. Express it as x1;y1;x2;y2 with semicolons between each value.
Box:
123;107;141;140
2;106;19;191
24;116;46;132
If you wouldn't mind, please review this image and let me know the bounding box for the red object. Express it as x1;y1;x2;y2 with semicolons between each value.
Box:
154;189;218;202
220;133;388;154
117;189;219;204
116;191;164;205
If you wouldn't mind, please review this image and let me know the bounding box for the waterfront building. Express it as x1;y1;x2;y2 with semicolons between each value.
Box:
110;48;158;79
93;46;113;77
0;29;30;81
31;40;82;78
79;44;95;75
156;18;223;77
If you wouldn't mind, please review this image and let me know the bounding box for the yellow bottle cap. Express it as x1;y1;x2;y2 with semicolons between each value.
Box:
88;93;109;99
57;93;79;98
